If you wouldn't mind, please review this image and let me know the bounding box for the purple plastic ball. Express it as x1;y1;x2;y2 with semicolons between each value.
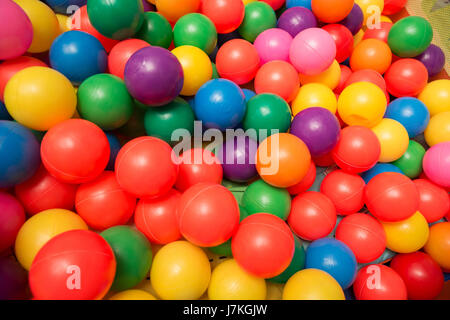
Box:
415;44;445;77
338;3;363;35
0;255;29;300
124;46;184;106
216;135;258;182
290;107;340;157
277;7;317;38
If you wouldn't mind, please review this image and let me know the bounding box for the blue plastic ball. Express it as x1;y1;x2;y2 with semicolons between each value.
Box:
49;31;108;85
105;132;121;171
385;97;430;138
44;0;87;14
242;89;256;102
360;163;404;184
286;0;312;10
0;121;40;188
305;238;357;289
194;79;246;131
0;101;12;120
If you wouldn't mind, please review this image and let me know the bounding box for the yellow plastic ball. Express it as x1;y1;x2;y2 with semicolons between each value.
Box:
172;45;213;96
14;0;60;53
56;14;71;33
208;259;267;300
355;0;384;25
14;209;88;271
380;15;393;23
4;66;77;131
425;111;450;146
371;118;409;162
109;290;157;300
338;81;387;128
353;29;365;48
381;212;429;254
299;60;341;90
266;282;284;300
291;83;337;116
283;269;345;300
150;241;211;300
418;80;450;116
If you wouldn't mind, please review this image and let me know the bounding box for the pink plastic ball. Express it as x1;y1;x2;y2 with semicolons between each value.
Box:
254;28;293;65
423;142;450;188
289;28;337;75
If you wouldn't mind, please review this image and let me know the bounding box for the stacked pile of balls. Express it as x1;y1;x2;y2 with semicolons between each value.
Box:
0;0;449;301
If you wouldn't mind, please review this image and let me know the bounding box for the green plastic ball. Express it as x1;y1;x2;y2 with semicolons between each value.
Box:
173;13;217;54
136;12;173;49
269;235;305;283
87;0;144;40
388;16;433;58
143;97;195;145
77;74;134;130
100;226;152;292
241;179;291;220
391;140;425;178
243;93;292;141
238;1;277;42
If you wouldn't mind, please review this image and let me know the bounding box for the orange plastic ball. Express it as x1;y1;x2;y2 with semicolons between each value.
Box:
350;39;392;74
424;222;450;270
312;0;354;23
156;0;201;23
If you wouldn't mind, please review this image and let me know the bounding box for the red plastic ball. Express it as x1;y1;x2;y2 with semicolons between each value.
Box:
135;189;181;244
414;179;450;223
390;252;444;300
201;0;245;34
232;213;294;278
260;0;285;10
287;160;316;195
287;191;337;241
254;60;299;102
41;119;110;184
353;264;407;300
178;183;240;247
29;230;116;300
383;0;407;15
75;171;136;230
364;172;420;222
334;65;352;94
115;136;178;198
15;165;77;216
0;192;25;252
320;169;365;215
335;213;386;263
363;22;393;43
332;126;381;174
175;148;223;192
108;39;150;79
322;24;354;63
385;58;429;97
216;39;260;85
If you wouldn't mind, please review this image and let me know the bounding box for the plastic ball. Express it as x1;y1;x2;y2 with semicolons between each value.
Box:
383;0;407;15
381;211;429;253
391;140;425;179
4;67;76;131
350;39;392;74
291;107;340;157
424;111;450;147
41;119;110;184
14;209;88;270
15;165;77;215
283;268;345;300
415;44;446;77
175;148;223;192
353;264;407;300
150;241;211;300
155;0;201;23
29;230;116;300
338;82;387;128
136;12;173;49
277;7;317;38
0;192;25;253
414;179;450;223
254;28;293;65
208;259;267;300
14;0;59;53
299;60;341;90
388;16;433;58
418;80;450;116
201;0;245;34
424;222;450;270
385;97;430;138
77;74;134;130
371;118;409;163
124;46;183;106
385;58;429;98
364;172;419;222
0;121;40;188
216;39;260;85
232;213;294;278
173;13;217;54
344;69;389;103
423;141;450;188
338;3;363;35
216;135;258;183
135;189;181;244
100;226;152;291
290;28;336;75
332;126;380;173
238;1;277;42
115;136;178;198
363;21;392;43
108;39;150;80
322;24;354;63
361;163;404;183
292;83;337;115
288;191;337;241
287;161;316;195
172;45;213;96
109;290;156;300
312;0;354;23
194;79;246;130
